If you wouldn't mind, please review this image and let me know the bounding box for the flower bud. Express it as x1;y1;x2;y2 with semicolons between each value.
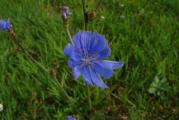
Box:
61;6;71;25
87;11;97;21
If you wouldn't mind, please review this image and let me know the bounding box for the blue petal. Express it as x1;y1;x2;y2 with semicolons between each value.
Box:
89;32;107;53
93;60;124;79
93;60;113;79
81;66;108;89
64;43;74;56
73;66;81;80
81;67;93;85
98;47;111;59
73;32;108;54
68;59;81;68
70;51;82;61
73;32;92;53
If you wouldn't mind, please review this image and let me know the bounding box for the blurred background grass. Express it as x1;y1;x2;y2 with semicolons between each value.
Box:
0;0;178;119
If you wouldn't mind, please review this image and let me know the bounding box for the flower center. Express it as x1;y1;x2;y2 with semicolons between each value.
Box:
83;57;92;65
81;53;98;66
81;54;95;66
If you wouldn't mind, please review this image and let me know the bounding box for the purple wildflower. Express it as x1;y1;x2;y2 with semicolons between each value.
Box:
64;31;124;89
67;116;77;120
62;6;71;20
0;19;12;32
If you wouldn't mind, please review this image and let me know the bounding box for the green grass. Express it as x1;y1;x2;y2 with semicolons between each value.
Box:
0;0;178;119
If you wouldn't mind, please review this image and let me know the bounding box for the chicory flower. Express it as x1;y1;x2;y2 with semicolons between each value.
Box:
64;31;124;89
0;19;12;32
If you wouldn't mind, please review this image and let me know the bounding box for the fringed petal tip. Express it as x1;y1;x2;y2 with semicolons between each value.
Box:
115;61;125;69
85;82;109;89
104;60;125;70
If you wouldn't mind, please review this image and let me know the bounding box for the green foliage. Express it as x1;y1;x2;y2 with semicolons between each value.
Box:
0;0;178;119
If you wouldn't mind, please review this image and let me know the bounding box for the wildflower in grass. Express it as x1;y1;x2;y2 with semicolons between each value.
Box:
0;19;12;32
67;116;77;120
0;104;3;112
64;31;124;89
61;6;71;23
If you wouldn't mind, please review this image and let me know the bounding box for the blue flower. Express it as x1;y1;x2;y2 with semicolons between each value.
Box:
0;20;12;32
67;116;77;120
64;31;124;89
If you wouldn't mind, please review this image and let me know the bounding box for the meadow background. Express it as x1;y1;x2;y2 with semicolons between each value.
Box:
0;0;179;119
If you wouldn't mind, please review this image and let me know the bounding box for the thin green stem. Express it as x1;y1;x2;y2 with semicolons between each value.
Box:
88;86;92;110
111;93;136;107
82;0;87;30
25;51;49;73
58;81;73;102
65;26;74;45
11;36;49;73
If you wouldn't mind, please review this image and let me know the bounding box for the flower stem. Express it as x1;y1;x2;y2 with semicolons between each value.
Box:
25;52;49;73
9;30;49;73
82;0;88;30
65;25;74;45
87;86;92;110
